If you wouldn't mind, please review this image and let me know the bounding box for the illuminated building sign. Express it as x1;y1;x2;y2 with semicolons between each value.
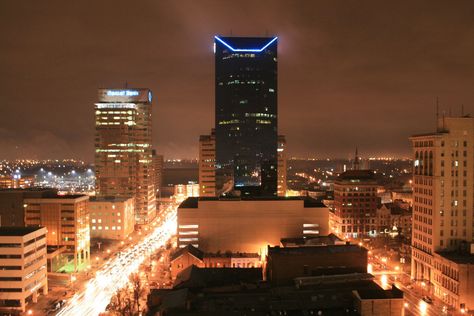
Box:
214;36;278;53
106;90;140;97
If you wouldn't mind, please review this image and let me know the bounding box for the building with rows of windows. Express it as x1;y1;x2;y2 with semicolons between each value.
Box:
410;116;474;311
89;197;135;240
333;170;379;239
0;226;48;313
24;195;90;272
95;88;156;225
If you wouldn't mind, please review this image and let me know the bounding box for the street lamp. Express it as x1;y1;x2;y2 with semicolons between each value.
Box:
71;275;77;291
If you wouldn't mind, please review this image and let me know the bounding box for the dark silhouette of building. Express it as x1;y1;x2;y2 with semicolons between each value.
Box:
0;188;57;227
266;244;368;285
214;36;278;197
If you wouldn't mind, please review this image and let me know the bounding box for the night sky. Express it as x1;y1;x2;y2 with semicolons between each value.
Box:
1;0;474;161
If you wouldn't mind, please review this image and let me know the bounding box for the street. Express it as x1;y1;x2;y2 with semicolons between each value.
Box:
47;202;178;316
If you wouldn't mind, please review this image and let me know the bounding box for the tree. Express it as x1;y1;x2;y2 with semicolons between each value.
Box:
106;287;132;316
106;273;148;316
130;273;147;315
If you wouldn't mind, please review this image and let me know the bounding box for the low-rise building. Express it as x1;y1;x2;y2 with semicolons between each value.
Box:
432;247;474;311
149;270;403;316
170;244;260;280
89;197;135;240
376;202;413;239
177;197;329;253
266;244;368;285
0;226;48;313
353;285;404;316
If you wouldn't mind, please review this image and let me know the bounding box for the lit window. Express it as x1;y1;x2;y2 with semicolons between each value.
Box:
118;219;121;223
92;226;96;230
117;226;121;230
117;213;121;216
92;219;96;223
105;226;109;230
98;226;102;230
112;226;116;230
98;219;102;223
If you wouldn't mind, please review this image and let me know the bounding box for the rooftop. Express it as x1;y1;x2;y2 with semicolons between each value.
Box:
337;170;376;181
179;196;325;209
170;245;204;262
355;285;404;300
281;234;344;247
150;273;398;316
171;245;260;261
174;265;262;289
436;251;474;264
0;226;44;236
89;196;131;202
268;244;366;256
26;194;88;200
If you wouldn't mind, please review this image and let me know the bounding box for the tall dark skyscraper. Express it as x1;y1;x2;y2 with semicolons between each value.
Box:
214;36;278;197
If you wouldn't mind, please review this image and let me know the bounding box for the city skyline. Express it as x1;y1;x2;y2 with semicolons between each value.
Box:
2;1;474;161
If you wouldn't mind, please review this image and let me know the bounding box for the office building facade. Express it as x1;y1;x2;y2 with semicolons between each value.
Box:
333;170;379;239
89;197;135;240
0;227;48;312
24;195;90;272
95;88;156;225
152;150;164;198
410;117;474;311
214;36;278;197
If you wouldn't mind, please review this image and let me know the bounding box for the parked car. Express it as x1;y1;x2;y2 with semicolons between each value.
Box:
422;296;433;304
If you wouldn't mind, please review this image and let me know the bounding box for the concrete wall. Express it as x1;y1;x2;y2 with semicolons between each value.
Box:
178;199;329;253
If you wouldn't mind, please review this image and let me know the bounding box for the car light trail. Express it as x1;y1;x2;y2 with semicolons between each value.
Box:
57;205;177;316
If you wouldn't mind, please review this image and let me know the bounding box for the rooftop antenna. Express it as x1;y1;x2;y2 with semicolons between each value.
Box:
442;110;446;131
354;147;360;170
436;97;439;131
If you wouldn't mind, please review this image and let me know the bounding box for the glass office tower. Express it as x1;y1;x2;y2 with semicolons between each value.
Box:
214;36;278;196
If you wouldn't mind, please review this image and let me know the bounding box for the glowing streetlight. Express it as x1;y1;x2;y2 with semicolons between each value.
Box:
27;310;33;315
419;300;428;315
367;263;373;274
